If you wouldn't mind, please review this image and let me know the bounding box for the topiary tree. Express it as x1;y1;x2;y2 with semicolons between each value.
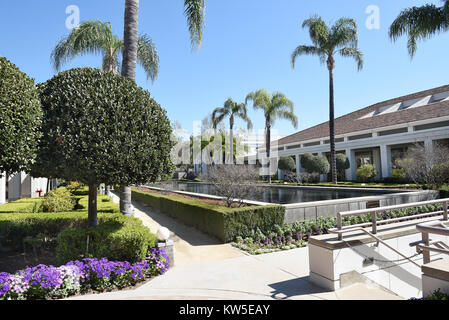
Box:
33;68;174;227
0;57;42;175
300;153;315;172
278;156;296;172
336;153;350;180
300;153;330;175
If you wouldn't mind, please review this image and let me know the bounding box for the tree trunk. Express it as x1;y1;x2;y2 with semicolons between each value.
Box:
328;65;338;184
122;0;139;80
266;121;271;184
229;116;234;164
88;184;98;228
120;0;139;216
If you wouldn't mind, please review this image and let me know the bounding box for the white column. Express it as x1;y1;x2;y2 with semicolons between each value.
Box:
295;154;301;178
0;172;5;204
424;138;433;152
346;149;356;181
380;144;392;179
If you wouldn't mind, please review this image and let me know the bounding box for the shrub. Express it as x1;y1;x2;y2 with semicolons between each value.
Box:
42;188;75;213
391;168;407;182
427;161;449;189
300;153;330;174
56;218;157;264
0;56;42;174
66;181;83;194
278;157;296;172
336;154;350;171
356;164;377;182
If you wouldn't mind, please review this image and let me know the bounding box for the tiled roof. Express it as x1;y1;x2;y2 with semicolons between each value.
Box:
278;84;449;146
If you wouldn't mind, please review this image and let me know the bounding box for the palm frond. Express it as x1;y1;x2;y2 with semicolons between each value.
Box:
184;0;206;50
137;34;160;82
291;45;325;68
275;110;299;129
389;4;449;58
245;89;271;113
211;107;229;129
302;15;330;48
50;20;114;72
338;47;364;70
329;17;358;49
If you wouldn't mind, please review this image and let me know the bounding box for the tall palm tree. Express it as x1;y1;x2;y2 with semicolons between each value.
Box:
120;0;206;215
51;20;159;80
245;89;298;183
389;1;449;58
291;15;363;184
212;98;253;164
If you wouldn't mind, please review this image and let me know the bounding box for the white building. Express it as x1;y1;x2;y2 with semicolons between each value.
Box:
0;172;48;204
257;85;449;181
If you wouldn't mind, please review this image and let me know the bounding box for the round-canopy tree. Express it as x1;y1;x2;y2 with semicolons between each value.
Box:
34;68;174;227
278;156;296;172
0;57;42;175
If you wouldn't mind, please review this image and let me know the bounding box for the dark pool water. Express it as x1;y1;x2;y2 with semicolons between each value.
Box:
151;182;395;204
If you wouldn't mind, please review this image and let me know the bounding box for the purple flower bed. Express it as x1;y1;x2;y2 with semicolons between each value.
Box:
0;248;169;300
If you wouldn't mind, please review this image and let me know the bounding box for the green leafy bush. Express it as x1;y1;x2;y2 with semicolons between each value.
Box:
278;157;296;172
56;218;157;264
300;153;330;174
0;56;42;174
356;164;378;182
42;188;75;213
392;168;406;181
66;181;83;194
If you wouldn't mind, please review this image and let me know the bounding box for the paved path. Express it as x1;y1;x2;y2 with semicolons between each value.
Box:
70;192;403;300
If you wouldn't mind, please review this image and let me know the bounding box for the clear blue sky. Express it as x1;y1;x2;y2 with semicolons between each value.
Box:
1;0;448;137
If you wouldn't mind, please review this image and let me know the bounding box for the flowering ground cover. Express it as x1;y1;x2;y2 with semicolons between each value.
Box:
232;204;443;255
0;248;169;300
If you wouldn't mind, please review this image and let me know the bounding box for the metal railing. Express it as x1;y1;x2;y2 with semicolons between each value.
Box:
416;220;449;264
329;226;422;267
330;198;449;241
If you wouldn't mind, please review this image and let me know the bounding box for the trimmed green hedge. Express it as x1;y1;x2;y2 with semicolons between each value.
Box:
0;198;44;214
56;217;157;264
132;189;285;242
0;212;124;250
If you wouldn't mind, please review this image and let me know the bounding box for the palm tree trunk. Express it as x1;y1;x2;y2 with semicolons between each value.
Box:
328;66;338;184
120;0;140;217
229;116;234;164
266;121;271;184
122;0;139;80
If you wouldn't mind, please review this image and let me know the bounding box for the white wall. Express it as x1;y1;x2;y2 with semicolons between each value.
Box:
0;173;5;204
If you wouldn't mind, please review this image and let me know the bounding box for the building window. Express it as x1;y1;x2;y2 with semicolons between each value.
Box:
303;141;321;147
414;120;449;131
391;146;408;169
355;151;373;168
378;127;408;136
348;133;372;141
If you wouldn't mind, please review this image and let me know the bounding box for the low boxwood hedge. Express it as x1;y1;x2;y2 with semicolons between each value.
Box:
132;189;285;242
0;198;44;214
56;217;157;264
0;212;125;250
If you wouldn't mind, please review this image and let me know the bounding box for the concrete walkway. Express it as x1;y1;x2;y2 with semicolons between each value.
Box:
70;193;403;300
